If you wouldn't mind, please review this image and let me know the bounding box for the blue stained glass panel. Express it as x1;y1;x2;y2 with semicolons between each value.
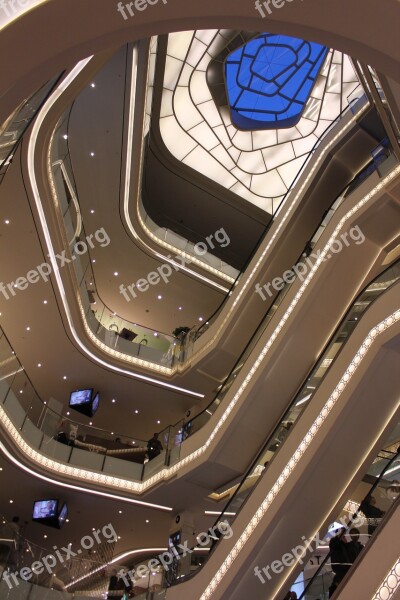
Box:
225;33;328;130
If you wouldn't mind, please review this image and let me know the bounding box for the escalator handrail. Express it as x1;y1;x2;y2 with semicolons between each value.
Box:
212;257;400;532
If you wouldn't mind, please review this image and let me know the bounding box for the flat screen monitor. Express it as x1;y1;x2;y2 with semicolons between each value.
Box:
69;389;93;407
58;503;68;529
32;499;59;526
91;392;100;417
69;389;99;417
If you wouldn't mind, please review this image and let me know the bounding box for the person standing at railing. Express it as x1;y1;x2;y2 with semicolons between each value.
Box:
147;433;163;461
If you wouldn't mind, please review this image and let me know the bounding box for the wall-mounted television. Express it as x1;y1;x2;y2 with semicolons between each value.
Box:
58;503;68;529
32;499;59;527
69;389;100;417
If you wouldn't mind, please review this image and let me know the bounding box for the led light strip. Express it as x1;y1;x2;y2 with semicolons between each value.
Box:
372;559;400;599
199;306;400;599
0;440;172;511
52;159;83;244
27;58;204;398
123;46;233;291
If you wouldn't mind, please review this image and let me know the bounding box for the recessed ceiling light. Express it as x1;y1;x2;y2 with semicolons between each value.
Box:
66;412;70;416
157;295;162;300
114;272;119;277
63;134;68;140
92;259;96;263
157;420;161;424
178;306;182;310
154;332;158;337
44;535;47;539
198;317;203;322
118;536;121;540
43;300;48;304
134;410;139;414
89;422;93;426
0;467;3;471
90;209;95;214
26;326;31;331
9;499;13;503
37;363;42;368
112;399;116;403
119;510;122;514
91;83;96;88
19;390;23;394
63;376;67;380
132;441;135;445
66;519;69;523
4;219;10;225
90;152;95;157
145;520;149;524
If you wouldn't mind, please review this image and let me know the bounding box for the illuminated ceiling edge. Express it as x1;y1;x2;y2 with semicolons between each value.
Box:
123;45;233;292
26;59;205;398
0;440;172;512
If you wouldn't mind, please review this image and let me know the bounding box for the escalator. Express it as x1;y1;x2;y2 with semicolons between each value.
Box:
155;261;400;598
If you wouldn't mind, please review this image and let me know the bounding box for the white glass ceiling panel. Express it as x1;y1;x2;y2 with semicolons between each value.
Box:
186;40;208;67
230;167;252;187
174;87;204;130
167;31;193;61
198;100;222;128
237;150;266;174
211;145;237;170
262;142;296;171
189;70;212;104
195;30;218;45
231;130;253;151
251;170;287;197
160;89;173;118
278;156;307;188
183;146;237;188
160;116;197;160
190;121;220;150
163;56;184;91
